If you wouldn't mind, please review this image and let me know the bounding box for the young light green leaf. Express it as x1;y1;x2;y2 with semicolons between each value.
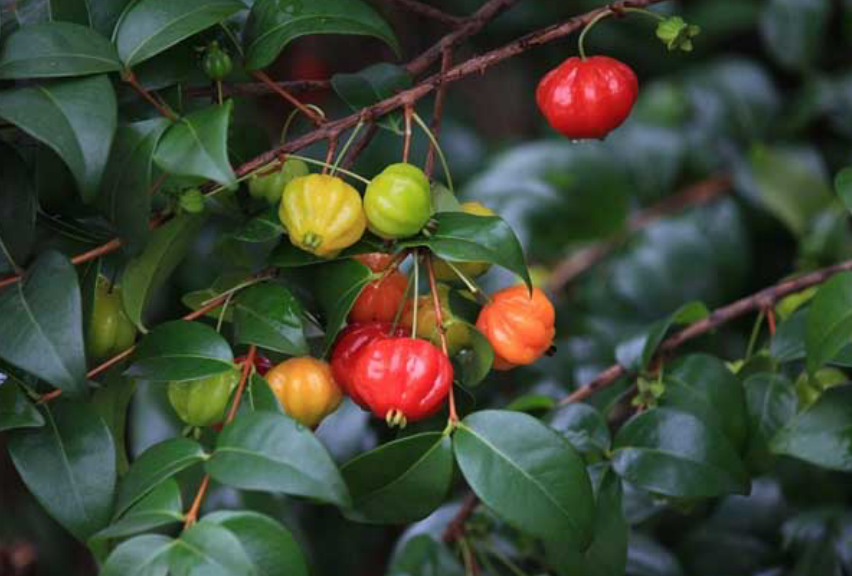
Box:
115;437;206;516
805;272;852;374
0;21;120;78
453;410;595;545
315;259;373;355
342;432;453;524
101;534;174;576
233;283;309;355
399;212;531;289
115;0;245;67
244;0;400;71
7;400;116;541
153;101;236;186
94;478;183;540
125;320;234;382
170;521;257;576
0;251;87;396
121;213;206;331
0;380;44;432
770;384;852;472
206;411;350;507
0;75;116;202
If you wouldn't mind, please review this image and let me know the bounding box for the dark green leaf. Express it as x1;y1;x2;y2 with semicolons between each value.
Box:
453;324;493;388
95;478;183;540
115;0;245;67
806;272;852;374
244;0;400;71
233;283;308;355
546;471;628;576
203;511;309;576
453;410;594;545
615;302;708;372
101;534;174;576
0;379;44;431
116;437;206;516
0;21;120;78
759;0;830;71
153;101;236;186
8;400;115;540
549;403;611;454
49;0;95;26
331;63;412;132
837;167;852;215
399;212;531;289
388;535;464;576
97;119;170;256
125;320;234;382
170;521;256;576
342;432;453;524
240;374;284;414
771;308;808;363
744;372;797;468
121;213;206;331
612;408;750;498
770;384;852;471
91;371;137;475
230;207;284;244
0;251;87;396
505;394;556;413
206;411;350;506
314;259;372;355
0;142;36;271
0;75;116;202
270;236;382;267
661;354;749;451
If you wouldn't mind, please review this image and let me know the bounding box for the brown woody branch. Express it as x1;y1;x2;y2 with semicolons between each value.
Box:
425;47;453;178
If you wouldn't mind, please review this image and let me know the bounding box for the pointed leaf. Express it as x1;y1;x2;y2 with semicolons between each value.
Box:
244;0;400;71
101;534;174;576
453;410;595;545
233;283;309;355
95;478;183;540
314;258;373;355
805;272;852;374
154;101;236;186
0;379;44;432
0;21;120;78
0;75;116;202
771;384;852;471
7;400;116;540
0;251;87;396
0;142;36;272
744;372;797;467
121;213;206;331
230;207;285;244
206;411;350;507
342;432;453;524
171;521;256;576
115;0;245;67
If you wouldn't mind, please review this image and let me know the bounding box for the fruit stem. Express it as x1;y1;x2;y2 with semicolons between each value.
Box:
402;103;414;163
412;112;454;193
577;9;613;60
744;308;766;362
331;121;364;176
286;154;371;186
426;254;458;424
322;134;338;175
411;253;420;339
216;80;223;106
622;6;666;21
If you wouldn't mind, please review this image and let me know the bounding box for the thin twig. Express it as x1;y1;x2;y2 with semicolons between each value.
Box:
402;104;414;163
426;254;457;422
251;70;326;125
386;0;465;26
123;73;177;121
323;134;339;175
443;492;479;543
425;47;453;178
341;123;379;171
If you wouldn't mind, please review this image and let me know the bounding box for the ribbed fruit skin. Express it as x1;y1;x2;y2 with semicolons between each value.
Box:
266;357;342;428
536;56;638;140
349;271;409;324
330;322;406;407
363;163;432;239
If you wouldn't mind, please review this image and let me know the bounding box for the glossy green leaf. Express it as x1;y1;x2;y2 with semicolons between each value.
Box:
101;534;174;576
125;321;234;382
454;324;493;388
91;371;137;475
771;308;808;363
759;0;829;71
170;521;256;576
97;119;170;256
771;384;852;471
661;354;749;451
233;283;308;355
805;272;852;374
342;432;453;524
153;101;236;186
615;302;708;372
432;183;462;213
0;21;120;78
240;374;284;415
206;411;350;506
243;0;400;71
121;213;206;331
453;410;594;545
95;478;183;540
331;63;412;132
270;236;382;267
203;511;309;576
505;394;556;413
836;167;852;215
399;212;531;289
546;471;628;576
115;0;245;67
549;403;611;454
315;258;373;355
0;142;36;272
744;372;797;467
7;400;115;540
0;251;87;396
612;408;750;498
388;535;465;576
116;437;206;516
231;207;285;244
0;379;44;432
0;75;116;202
49;0;95;26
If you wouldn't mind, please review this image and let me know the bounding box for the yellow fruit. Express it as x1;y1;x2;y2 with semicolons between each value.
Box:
266;357;343;427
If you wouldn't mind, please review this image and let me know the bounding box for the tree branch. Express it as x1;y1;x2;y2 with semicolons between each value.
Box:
425;47;453;178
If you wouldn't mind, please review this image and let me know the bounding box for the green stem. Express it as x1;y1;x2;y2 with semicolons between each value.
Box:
216;80;223;106
218;23;245;57
458;538;477;576
483;542;530;576
578;10;614;60
745;309;766;361
216;292;233;333
411;254;420;339
288;154;370;185
622;6;666;21
331;121;364;176
412;112;453;193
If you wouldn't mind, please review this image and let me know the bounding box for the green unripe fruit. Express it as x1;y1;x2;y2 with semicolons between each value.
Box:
248;159;310;205
202;41;233;81
363;163;432;239
167;369;240;427
179;188;205;214
87;278;137;363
